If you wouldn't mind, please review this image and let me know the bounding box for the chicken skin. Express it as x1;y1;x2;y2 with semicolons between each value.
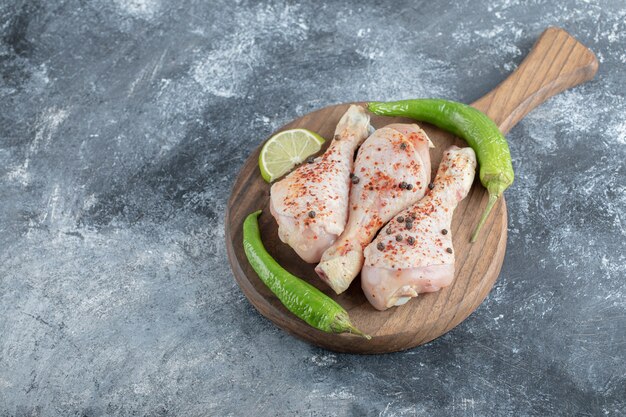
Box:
315;124;432;294
362;146;477;310
269;105;371;263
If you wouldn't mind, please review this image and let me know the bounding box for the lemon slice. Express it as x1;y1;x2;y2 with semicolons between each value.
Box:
259;129;325;182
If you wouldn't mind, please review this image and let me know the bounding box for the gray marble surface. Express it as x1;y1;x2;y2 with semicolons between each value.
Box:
1;0;625;416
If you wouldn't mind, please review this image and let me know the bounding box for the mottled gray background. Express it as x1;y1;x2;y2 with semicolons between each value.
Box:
1;0;625;416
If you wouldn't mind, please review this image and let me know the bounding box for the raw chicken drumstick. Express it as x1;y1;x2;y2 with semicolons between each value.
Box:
269;105;371;263
361;146;477;310
315;124;432;294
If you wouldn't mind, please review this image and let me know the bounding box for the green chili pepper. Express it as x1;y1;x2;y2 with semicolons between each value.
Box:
367;99;514;242
243;210;370;338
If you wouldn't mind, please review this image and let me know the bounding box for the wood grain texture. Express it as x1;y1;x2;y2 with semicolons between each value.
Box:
473;27;599;133
225;27;597;353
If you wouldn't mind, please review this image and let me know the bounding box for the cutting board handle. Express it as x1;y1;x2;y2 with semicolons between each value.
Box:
471;27;598;134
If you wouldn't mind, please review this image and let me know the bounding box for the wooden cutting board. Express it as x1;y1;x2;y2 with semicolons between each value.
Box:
225;27;597;354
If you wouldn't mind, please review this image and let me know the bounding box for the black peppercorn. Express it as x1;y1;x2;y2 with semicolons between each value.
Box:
386;228;392;235
308;211;316;218
428;182;435;190
351;175;360;184
407;236;415;245
446;247;453;254
397;216;405;223
400;142;407;150
306;156;315;164
396;234;403;242
441;229;448;235
406;183;413;190
377;242;385;251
